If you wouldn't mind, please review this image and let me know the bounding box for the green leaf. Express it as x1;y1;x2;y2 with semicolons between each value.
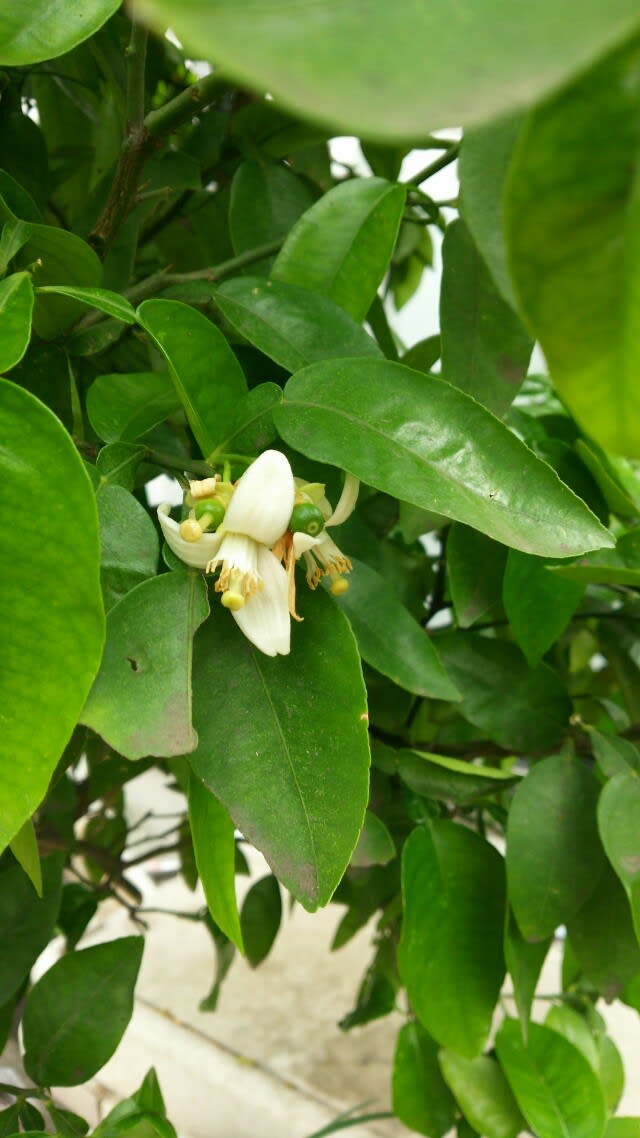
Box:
82;572;209;760
575;439;640;518
392;1021;456;1138
550;529;640;588
0;218;33;274
0;1;121;64
447;524;507;628
208;383;281;459
131;0;640;140
0;854;62;1005
503;551;584;666
214;277;381;373
436;634;571;752
96;485;160;611
504;909;551;1044
397;749;519;806
495;1019;607;1138
36;286;136;324
545;1005;600;1073
276;360;612;558
351;811;396;868
272;178;406;322
188;777;243;951
0;272;33;372
15;225;102;339
590;729;640;778
0;380;104;851
439;1052;525;1138
568;861;640;1000
506;754;605;941
229;159;315;273
331;557;458;700
9;819;41;896
240;875;282;967
23;936;143;1086
505;38;640;457
87;371;185;444
598;771;640;938
46;1104;90;1137
440;219;532;416
604;1124;640;1138
96;443;146;491
187;587;370;909
137;299;247;458
398;822;506;1057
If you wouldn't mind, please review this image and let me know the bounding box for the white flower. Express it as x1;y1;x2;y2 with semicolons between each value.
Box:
157;503;222;569
291;473;359;595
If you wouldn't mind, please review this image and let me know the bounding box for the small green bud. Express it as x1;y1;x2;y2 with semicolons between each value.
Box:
289;502;325;537
194;498;226;529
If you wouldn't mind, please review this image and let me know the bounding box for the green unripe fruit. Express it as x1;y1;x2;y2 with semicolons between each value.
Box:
194;498;226;529
289;502;325;537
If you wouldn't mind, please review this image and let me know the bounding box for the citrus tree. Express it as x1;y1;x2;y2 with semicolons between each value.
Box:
2;3;640;1136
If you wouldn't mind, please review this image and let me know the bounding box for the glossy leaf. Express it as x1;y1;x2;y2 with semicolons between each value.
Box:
96;442;146;491
551;529;640;588
35;285;136;323
187;587;370;909
23;936;143;1086
0;1;121;65
0;271;33;372
495;1019;607;1138
439;1052;525;1138
96;485;160;611
272;178;406;322
131;0;640;140
504;909;551;1042
0;855;62;1006
0;380;104;851
9;819;41;896
137;299;247;458
398;822;506;1057
14;224;102;338
503;550;584;666
397;749;519;806
0;217;33;273
87;371;181;444
505;38;640;457
506;754;604;941
447;524;507;628
436;634;571;752
240;875;282;967
188;777;243;952
229;159;315;272
545;1004;600;1073
208;383;281;459
332;557;458;699
598;771;640;938
276;360;612;558
214;277;381;373
392;1021;456;1138
440;219;532;416
82;572;209;760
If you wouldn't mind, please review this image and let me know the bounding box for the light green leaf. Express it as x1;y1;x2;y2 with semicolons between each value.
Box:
214;277;381;373
36;286;136;324
0;271;33;372
187;587;370;910
397;749;519;806
0;1;121;65
87;372;181;444
598;770;640;939
392;1022;456;1138
439;1052;525;1138
440;218;532;416
96;443;146;491
272;178;406;322
505;38;640;457
82;572;209;760
598;1035;625;1114
0;380;104;852
503;550;584;666
447;524;507;628
96;485;160;611
506;754;604;941
575;439;640;518
137;299;247;458
23;936;143;1086
550;529;640;588
590;729;640;778
131;0;640;140
14;225;102;338
398;822;506;1057
0;218;34;274
332;557;459;700
188;777;243;952
545;1005;600;1073
9;819;41;897
276;360;613;558
0;855;62;1006
229;159;315;273
495;1019;606;1138
351;811;396;868
605;1123;640;1138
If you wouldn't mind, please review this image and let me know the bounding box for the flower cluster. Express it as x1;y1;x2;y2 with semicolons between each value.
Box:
157;450;357;657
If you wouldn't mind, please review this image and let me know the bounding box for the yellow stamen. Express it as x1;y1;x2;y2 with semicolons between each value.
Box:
221;591;245;611
179;519;203;542
330;575;349;596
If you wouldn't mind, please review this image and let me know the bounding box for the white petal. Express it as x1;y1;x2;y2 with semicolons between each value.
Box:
326;473;359;527
231;546;290;656
292;531;323;558
224;450;295;546
157;504;222;569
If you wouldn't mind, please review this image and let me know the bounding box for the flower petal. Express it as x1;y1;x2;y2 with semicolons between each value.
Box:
224;450;295;546
157;503;223;569
326;473;359;527
231;545;291;656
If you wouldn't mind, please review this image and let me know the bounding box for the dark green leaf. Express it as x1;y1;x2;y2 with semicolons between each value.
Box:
137;299;248;458
0;272;33;372
47;1105;90;1137
23;936;144;1086
397;750;519;806
447;524;507;628
214;277;381;373
17;1105;44;1133
495;1019;606;1138
0;1105;20;1137
96;443;146;491
0;381;104;851
551;529;640;588
58;882;99;951
439;1052;525;1138
208;383;281;459
229;159;315;273
590;729;640;778
272;178;406;322
0;854;62;1005
240;874;282;967
398;822;506;1057
0;217;33;274
35;286;136;324
350;811;396;868
82;572;209;759
504;909;551;1042
568;861;640;1000
14;225;102;338
97;485;159;611
503;551;584;666
276;360;612;558
9;819;41;896
440;219;532;416
0;1;121;64
392;1021;456;1138
87;371;184;444
188;587;370;909
189;777;243;951
506;754;605;941
598;771;640;938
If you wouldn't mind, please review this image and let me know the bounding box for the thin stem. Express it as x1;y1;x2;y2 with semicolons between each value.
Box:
125;21;148;129
143;449;214;477
405;143;460;187
145;71;224;138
